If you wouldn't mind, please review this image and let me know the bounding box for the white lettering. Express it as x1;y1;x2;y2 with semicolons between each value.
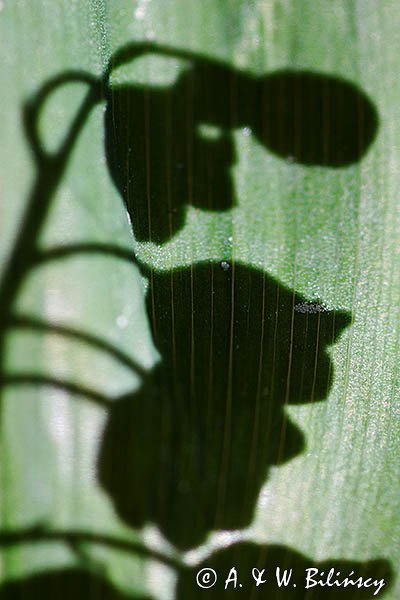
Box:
225;567;237;589
276;567;292;587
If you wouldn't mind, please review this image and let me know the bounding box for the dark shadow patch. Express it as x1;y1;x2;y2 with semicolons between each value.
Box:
99;261;350;549
105;47;379;243
177;542;393;598
0;568;153;600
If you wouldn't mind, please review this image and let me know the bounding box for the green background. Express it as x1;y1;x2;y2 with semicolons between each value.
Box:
0;1;398;598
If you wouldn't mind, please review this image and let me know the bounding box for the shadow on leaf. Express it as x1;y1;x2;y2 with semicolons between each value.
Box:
0;569;153;600
105;43;379;243
177;542;393;598
99;260;350;549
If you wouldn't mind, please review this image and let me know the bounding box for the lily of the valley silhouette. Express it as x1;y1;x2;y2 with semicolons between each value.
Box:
0;41;390;599
100;260;350;549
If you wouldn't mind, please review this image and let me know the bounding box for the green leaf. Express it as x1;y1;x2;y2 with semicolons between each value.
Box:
0;1;398;598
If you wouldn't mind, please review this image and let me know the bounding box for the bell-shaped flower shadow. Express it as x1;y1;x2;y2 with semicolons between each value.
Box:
99;261;350;549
